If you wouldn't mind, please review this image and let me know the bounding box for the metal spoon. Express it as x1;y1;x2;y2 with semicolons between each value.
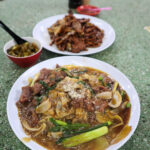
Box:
0;20;27;44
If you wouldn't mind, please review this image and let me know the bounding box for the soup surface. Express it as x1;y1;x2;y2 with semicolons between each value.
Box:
16;65;131;150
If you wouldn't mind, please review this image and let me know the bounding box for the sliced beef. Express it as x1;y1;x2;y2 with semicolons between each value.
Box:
32;82;43;95
55;70;67;81
38;68;50;80
94;99;108;113
38;69;67;87
71;98;95;112
71;37;86;53
31;109;39;127
18;100;39;127
19;86;33;103
84;99;94;112
78;18;90;24
71;98;84;108
72;21;82;33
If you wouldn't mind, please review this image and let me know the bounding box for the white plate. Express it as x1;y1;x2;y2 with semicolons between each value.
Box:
33;14;115;55
7;56;140;150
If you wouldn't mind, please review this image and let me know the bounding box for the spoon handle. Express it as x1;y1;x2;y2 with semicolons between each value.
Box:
100;7;112;11
0;20;26;44
84;7;112;12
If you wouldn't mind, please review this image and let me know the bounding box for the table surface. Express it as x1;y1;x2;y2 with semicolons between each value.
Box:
0;0;150;150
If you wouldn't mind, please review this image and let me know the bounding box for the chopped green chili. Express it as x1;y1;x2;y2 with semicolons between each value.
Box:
126;102;131;108
99;76;105;86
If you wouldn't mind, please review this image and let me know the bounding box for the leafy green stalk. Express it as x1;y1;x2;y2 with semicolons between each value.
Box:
61;126;108;147
50;118;89;135
57;121;112;144
61;68;79;79
72;70;87;74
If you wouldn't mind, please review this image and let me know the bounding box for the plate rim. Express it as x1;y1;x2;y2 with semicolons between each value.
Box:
7;56;140;150
32;14;116;56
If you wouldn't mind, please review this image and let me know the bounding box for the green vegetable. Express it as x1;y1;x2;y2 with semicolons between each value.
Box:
61;126;108;147
61;68;72;77
39;80;56;90
57;121;112;144
99;76;105;86
55;120;67;126
35;95;43;105
73;70;87;74
107;83;111;88
61;68;68;71
77;81;86;85
50;123;89;133
50;118;59;126
50;118;89;134
71;76;79;79
39;81;57;96
61;68;79;79
99;76;103;81
39;80;49;89
126;102;131;108
67;121;111;135
121;90;125;99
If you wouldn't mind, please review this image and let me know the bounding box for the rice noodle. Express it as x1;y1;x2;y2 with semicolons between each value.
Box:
36;99;51;114
22;120;43;132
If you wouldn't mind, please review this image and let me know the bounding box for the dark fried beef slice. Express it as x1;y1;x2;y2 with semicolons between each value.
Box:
32;82;43;95
38;68;50;80
78;18;90;24
71;37;86;53
19;86;33;103
72;21;82;33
